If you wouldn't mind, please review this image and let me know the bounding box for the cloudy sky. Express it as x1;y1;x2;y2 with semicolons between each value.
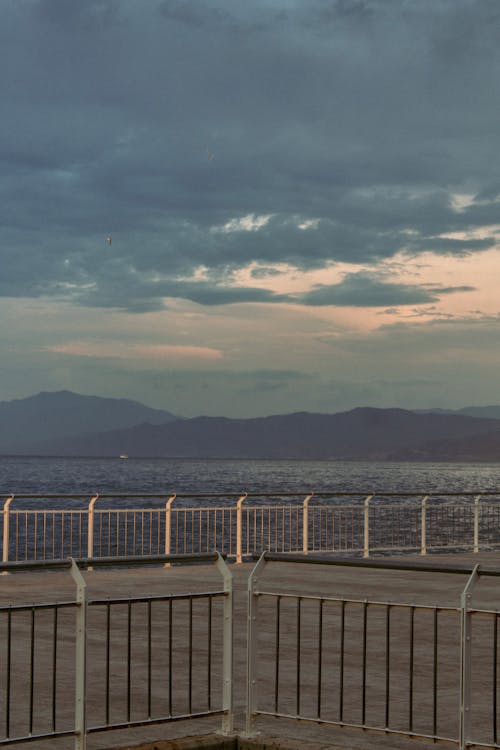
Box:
2;0;500;417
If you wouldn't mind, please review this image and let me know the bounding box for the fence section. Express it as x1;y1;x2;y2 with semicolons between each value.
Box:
245;553;500;749
3;492;500;562
0;553;233;748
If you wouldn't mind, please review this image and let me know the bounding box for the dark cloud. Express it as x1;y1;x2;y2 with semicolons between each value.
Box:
1;0;500;310
296;272;475;308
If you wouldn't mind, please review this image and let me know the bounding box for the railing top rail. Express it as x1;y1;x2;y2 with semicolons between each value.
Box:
0;552;222;574
259;551;500;578
2;490;500;499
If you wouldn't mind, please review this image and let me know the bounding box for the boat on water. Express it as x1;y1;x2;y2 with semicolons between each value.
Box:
119;454;129;459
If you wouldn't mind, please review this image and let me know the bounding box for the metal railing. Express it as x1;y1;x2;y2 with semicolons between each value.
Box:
0;553;233;748
245;553;500;750
3;492;500;563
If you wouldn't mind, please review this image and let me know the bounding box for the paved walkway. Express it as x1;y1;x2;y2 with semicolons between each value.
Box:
2;551;500;750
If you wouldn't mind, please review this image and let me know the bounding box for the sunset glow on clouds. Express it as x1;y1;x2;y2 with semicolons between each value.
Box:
2;0;500;416
46;342;224;362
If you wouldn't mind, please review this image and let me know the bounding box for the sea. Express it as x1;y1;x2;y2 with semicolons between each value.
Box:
1;456;500;497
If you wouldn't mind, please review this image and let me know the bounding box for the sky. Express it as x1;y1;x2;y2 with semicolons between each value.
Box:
2;0;500;418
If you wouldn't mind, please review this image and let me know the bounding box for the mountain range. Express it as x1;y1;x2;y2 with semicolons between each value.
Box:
2;390;500;461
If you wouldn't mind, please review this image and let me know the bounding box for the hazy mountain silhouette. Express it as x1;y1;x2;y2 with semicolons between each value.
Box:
23;405;500;460
0;390;179;453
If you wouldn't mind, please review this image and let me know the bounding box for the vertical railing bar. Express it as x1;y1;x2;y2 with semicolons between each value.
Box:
275;596;281;714
385;604;390;729
116;513;120;556
296;596;301;716
188;597;193;715
70;559;87;750
236;494;248;564
339;600;345;723
494;613;498;745
363;495;373;558
168;598;173;717
302;494;313;555
215;551;233;734
98;513;103;557
246;552;266;736
127;600;132;722
2;495;13;564
106;602;110;726
6;608;11;737
190;509;194;553
421;496;428;556
409;605;415;733
164;495;176;558
433;607;438;737
459;564;479;750
208;595;212;712
107;511;111;556
147;600;152;720
253;508;257;554
220;510;224;555
362;600;367;726
317;598;323;719
29;606;35;734
87;495;98;560
52;606;58;732
247;507;251;556
138;510;142;556
198;509;202;553
15;513;19;562
157;509;161;554
267;508;271;552
474;495;481;553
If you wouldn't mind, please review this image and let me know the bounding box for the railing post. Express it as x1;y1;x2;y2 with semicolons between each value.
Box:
421;496;428;556
245;551;267;736
473;495;481;553
2;495;14;564
236;494;248;564
302;494;313;555
164;494;176;566
215;552;233;735
459;564;479;750
70;559;87;750
363;495;373;558
87;494;99;560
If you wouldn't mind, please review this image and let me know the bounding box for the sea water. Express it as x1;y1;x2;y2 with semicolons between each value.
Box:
1;455;500;496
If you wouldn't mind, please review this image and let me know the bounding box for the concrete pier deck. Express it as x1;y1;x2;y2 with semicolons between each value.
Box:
2;550;500;750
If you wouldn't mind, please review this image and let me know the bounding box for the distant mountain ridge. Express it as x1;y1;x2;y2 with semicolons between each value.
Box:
0;390;179;453
24;404;500;461
3;391;500;460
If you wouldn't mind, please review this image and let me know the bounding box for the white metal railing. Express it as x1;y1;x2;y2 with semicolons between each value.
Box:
2;492;500;563
0;553;233;749
3;551;500;749
245;553;500;750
